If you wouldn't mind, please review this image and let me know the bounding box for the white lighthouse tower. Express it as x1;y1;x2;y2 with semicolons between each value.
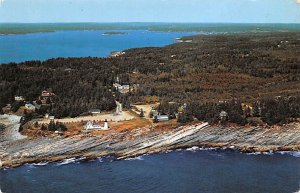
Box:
103;120;109;130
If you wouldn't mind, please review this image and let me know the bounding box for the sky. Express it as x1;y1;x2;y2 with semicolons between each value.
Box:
0;0;300;23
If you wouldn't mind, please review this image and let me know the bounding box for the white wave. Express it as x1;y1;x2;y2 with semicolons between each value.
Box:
32;162;49;166
246;150;300;157
290;152;300;158
186;146;200;152
221;146;237;150
55;157;85;166
164;150;173;153
247;152;262;155
186;146;221;152
262;151;274;156
56;158;76;166
125;156;144;161
246;151;273;156
1;167;10;171
205;147;217;151
278;151;300;158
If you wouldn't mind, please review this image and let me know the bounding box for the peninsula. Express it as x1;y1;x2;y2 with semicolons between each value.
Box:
0;32;299;167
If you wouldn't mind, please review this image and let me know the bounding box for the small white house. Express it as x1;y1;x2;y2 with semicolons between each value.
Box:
154;115;169;122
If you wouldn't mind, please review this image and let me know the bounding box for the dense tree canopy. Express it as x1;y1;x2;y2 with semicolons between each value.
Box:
0;32;299;125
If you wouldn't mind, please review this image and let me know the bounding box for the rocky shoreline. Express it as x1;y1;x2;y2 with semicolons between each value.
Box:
0;115;299;168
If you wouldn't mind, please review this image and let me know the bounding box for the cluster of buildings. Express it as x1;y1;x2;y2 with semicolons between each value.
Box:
12;95;40;112
1;90;55;114
113;83;130;94
112;75;139;95
149;103;188;122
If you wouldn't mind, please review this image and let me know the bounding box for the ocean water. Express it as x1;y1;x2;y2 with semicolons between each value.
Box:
0;30;196;64
1;149;300;193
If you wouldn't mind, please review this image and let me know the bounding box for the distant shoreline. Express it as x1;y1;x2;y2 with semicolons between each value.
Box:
1;23;300;35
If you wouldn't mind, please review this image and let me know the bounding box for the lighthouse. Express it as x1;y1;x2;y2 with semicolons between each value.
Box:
103;119;109;130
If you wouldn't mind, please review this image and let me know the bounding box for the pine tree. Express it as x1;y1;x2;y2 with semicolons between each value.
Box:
48;121;56;131
140;108;144;117
253;102;260;117
41;124;47;131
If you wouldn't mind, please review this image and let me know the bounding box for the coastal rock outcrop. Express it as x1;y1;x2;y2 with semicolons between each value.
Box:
0;115;299;168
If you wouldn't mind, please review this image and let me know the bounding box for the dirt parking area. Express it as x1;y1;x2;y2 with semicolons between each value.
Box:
38;111;135;124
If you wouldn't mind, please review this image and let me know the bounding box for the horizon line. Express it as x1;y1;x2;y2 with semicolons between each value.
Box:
1;22;300;24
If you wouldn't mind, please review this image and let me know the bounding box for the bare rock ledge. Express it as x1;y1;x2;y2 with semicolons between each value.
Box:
1;121;300;168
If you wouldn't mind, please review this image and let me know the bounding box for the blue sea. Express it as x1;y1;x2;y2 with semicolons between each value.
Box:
0;30;196;64
1;149;300;193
